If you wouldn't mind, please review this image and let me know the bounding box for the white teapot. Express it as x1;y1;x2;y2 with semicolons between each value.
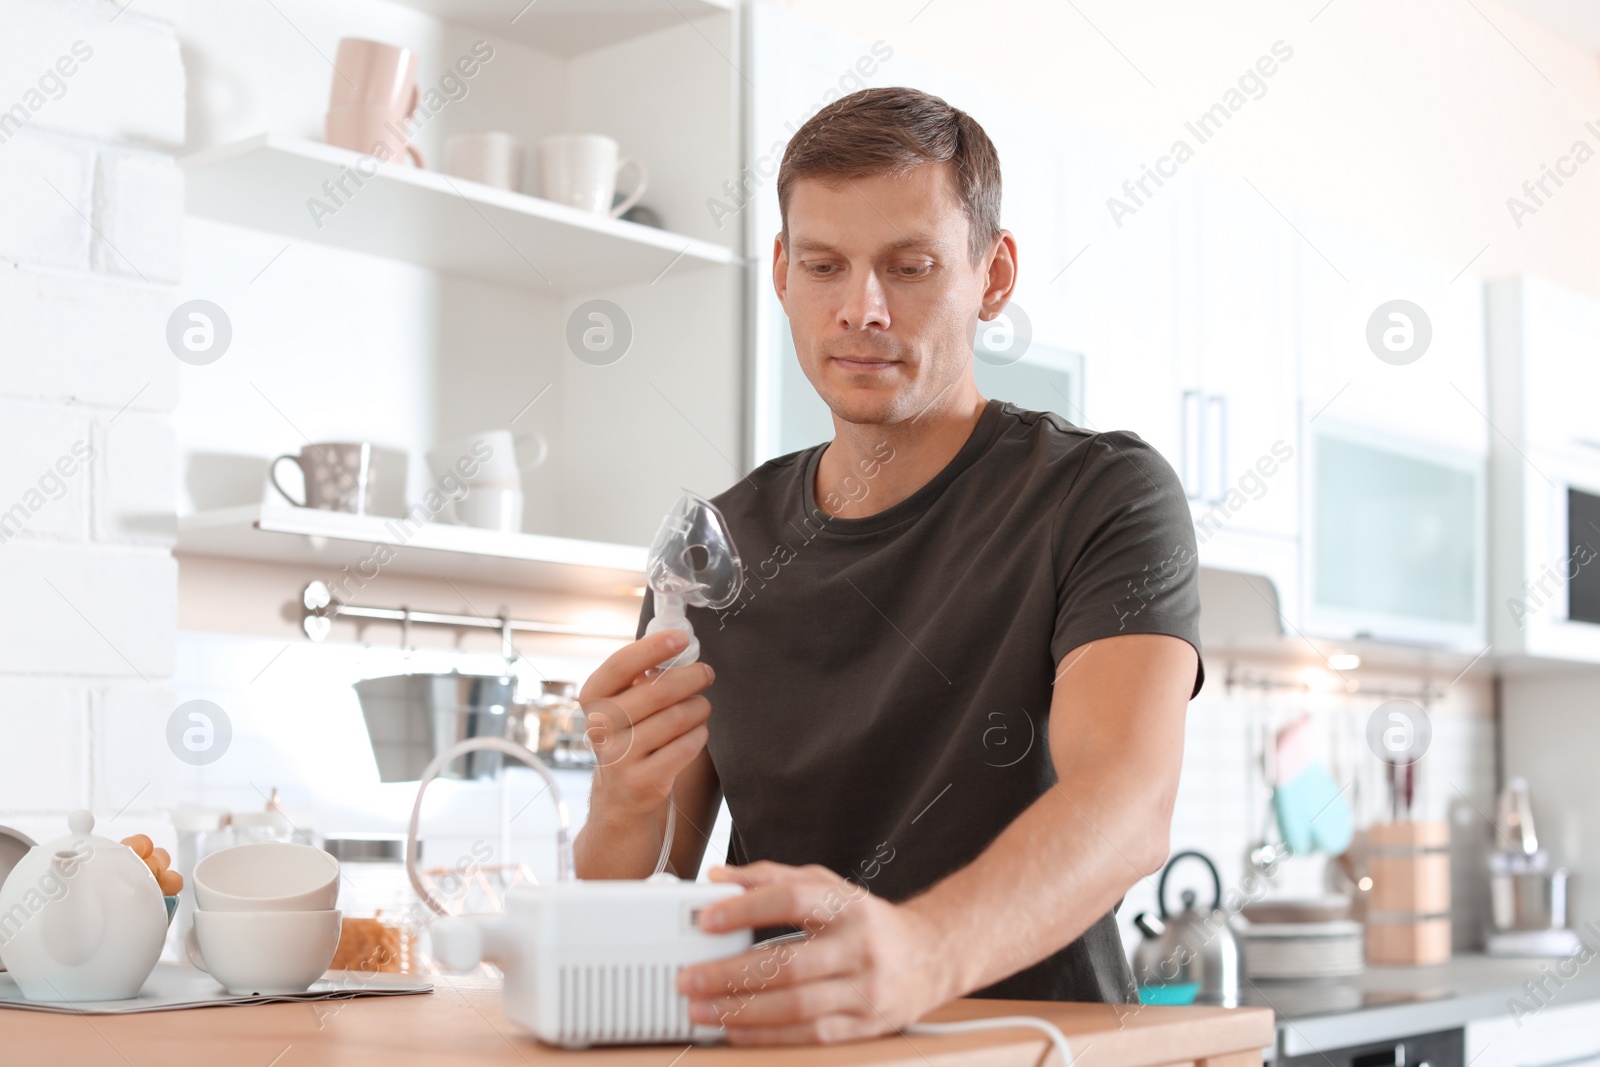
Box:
0;810;167;1001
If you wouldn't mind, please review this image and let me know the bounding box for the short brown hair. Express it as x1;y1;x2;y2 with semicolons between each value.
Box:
777;86;1002;265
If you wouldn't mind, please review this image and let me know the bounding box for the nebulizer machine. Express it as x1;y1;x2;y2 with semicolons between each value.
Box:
404;492;750;1048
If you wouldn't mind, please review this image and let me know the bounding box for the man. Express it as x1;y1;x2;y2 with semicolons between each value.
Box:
573;86;1202;1045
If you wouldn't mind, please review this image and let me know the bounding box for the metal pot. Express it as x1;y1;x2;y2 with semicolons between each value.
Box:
1131;850;1241;1007
1490;854;1572;931
353;672;520;782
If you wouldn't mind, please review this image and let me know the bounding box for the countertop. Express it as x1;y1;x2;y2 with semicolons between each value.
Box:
0;976;1275;1067
1249;952;1600;1056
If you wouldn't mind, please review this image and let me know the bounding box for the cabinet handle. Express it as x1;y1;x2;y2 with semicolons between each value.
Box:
1205;393;1228;504
1181;390;1203;501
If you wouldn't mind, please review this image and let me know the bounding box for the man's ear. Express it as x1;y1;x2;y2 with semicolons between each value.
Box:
772;232;789;308
978;230;1019;321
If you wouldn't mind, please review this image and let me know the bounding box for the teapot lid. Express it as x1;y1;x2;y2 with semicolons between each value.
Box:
39;810;121;856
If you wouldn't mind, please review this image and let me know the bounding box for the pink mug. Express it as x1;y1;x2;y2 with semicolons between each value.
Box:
325;38;424;167
330;38;418;110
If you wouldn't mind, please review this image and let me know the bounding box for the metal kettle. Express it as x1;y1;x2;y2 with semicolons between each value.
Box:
1130;850;1240;1007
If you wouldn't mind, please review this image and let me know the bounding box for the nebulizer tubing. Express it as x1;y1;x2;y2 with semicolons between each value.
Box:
406;736;574;915
639;491;743;877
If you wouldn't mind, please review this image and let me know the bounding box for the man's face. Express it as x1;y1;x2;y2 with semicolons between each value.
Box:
774;164;994;427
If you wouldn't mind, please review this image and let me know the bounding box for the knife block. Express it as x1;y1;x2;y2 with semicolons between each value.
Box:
1365;820;1451;965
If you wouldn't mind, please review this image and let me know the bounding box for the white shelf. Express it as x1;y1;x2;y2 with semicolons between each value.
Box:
177;503;647;600
387;0;732;56
180;135;738;294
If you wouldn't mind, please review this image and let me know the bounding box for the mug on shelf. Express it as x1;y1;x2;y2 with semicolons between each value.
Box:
538;134;648;218
269;442;406;517
325;38;424;167
425;430;547;531
444;131;523;191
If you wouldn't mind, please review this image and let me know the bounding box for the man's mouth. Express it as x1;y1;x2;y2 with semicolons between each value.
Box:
832;356;899;372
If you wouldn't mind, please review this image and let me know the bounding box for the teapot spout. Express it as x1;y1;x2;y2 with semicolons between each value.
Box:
40;847;103;967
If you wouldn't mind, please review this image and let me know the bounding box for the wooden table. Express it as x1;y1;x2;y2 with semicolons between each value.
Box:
0;978;1274;1067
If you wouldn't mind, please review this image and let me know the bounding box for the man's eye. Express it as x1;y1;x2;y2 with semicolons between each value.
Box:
806;263;840;276
891;263;933;277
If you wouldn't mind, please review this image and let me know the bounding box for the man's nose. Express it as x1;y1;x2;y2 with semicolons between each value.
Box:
838;269;890;330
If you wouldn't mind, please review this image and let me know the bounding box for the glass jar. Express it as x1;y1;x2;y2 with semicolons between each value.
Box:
323;835;421;974
536;681;592;769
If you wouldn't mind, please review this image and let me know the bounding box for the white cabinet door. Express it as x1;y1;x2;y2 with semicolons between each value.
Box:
1073;136;1184;467
1467;1001;1600;1067
1304;420;1486;648
1292;211;1489;647
1292;209;1488;458
1178;172;1300;541
1508;274;1600;454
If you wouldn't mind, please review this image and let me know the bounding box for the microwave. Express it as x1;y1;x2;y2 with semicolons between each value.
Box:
1492;443;1600;662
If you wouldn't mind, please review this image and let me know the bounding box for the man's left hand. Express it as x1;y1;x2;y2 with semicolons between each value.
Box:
677;861;953;1044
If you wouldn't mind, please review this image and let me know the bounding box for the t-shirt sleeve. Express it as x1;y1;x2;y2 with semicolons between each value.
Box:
636;590;655;640
1050;430;1205;697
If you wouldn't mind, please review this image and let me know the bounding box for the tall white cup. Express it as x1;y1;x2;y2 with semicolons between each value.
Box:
539;134;648;218
444;131;524;191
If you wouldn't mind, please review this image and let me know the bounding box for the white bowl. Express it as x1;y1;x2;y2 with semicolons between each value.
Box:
189;909;341;995
193;842;339;912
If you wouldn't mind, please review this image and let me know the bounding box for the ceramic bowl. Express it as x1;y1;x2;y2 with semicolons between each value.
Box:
193;842;339;912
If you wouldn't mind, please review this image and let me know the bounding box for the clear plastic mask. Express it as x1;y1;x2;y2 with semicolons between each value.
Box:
643;492;742;671
646;491;742;610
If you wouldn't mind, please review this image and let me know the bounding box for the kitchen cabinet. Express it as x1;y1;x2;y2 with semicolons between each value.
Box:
1467;999;1600;1067
1487;270;1600;458
1172;171;1300;543
1304;421;1486;649
1486;275;1600;664
1291;210;1488;459
1290;210;1488;649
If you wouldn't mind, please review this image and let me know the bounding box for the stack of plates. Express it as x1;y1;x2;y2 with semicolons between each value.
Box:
1239;919;1365;979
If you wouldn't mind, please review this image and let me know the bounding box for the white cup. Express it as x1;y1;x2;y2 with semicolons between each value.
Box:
427;430;522;490
192;842;340;912
444;131;524;191
427;431;548;489
539;134;648;218
452;486;524;533
187;910;341;995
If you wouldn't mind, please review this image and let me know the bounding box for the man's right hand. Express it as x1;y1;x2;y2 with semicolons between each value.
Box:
574;629;715;878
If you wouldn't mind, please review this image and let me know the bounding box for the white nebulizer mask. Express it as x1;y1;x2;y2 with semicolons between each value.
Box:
643;491;743;671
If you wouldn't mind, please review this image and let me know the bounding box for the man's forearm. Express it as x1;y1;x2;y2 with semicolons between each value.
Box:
902;767;1173;1001
573;806;666;880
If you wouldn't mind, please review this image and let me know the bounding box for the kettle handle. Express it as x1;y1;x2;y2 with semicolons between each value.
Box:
1157;849;1223;919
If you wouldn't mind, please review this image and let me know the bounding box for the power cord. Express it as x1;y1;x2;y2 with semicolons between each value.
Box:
906;1015;1074;1067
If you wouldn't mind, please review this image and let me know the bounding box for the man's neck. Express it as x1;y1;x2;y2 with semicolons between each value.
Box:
814;388;988;519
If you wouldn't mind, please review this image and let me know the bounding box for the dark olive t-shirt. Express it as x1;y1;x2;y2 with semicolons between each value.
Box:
635;399;1203;1002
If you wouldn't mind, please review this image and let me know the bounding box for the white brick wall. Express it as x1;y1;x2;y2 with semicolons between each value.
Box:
0;544;176;677
0;130;94;269
0;266;179;411
0;677;88;812
95;411;177;545
93;149;184;282
0;1;185;147
0;401;92;542
91;682;179;819
0;0;183;832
